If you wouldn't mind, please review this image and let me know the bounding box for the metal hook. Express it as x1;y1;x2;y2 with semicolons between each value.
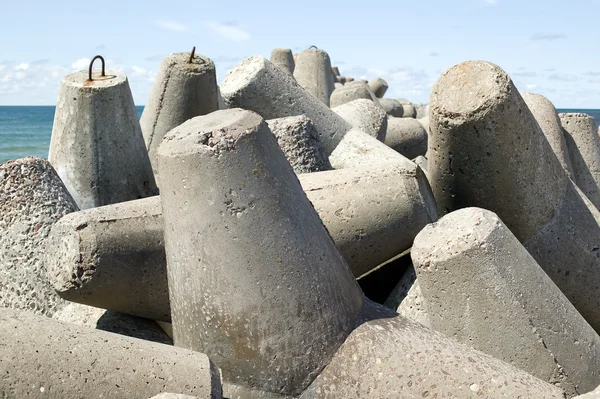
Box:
189;46;196;63
309;45;318;50
88;55;106;81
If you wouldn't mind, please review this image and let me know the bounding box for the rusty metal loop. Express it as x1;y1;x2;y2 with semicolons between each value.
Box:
309;45;318;49
88;55;106;81
189;46;196;63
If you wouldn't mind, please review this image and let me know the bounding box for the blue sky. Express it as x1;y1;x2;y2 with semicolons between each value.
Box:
1;0;599;107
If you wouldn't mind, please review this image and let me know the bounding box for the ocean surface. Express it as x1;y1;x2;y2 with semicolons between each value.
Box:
0;106;599;164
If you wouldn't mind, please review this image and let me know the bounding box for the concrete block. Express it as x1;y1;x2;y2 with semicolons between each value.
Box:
156;109;363;397
52;302;172;345
333;82;343;89
413;207;600;396
300;300;564;399
378;98;404;117
428;60;600;332
522;92;574;176
336;76;346;84
266;115;332;173
331;66;340;76
49;69;157;209
413;155;428;174
560;112;600;208
415;103;429;119
0;157;78;317
269;48;295;76
384;265;432;329
384;116;428;159
332;99;388;141
140;51;218;175
47;196;170;322
217;85;227;110
346;77;355;82
292;48;335;106
150;395;199;399
0;307;222;399
220;55;352;155
329;83;375;108
575;391;600;399
368;77;388;98
400;102;417;118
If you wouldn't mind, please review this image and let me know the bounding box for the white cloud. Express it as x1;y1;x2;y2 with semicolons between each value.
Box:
526;84;537;90
154;20;188;32
549;73;579;82
71;58;90;70
205;21;250;42
15;63;29;70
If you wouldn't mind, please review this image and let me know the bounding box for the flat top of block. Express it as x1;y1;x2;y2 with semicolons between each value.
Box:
62;70;126;88
431;61;511;118
558;112;595;120
220;55;267;97
163;52;215;72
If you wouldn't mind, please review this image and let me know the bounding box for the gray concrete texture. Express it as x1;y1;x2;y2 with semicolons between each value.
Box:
46;196;170;322
331;66;340;76
332;99;388;141
368;77;388;98
269;48;295;76
428;60;600;332
378;98;404;117
0;157;78;317
156;109;364;397
413;207;600;397
400;102;417;118
329;83;375;108
560;112;600;209
266;115;332;173
140;52;218;175
0;307;222;399
384;116;428;159
384;265;432;329
522;92;574;176
300;300;564;399
292;48;336;106
220;55;352;155
49;70;157;209
150;395;199;399
52;302;172;345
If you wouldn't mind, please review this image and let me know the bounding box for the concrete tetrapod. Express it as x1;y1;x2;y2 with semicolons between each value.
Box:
0;157;78;317
378;98;404;117
384;116;428;159
522;92;574;176
0;308;222;399
428;60;600;332
300;300;564;399
266;115;332;173
368;77;388;98
332;99;388;141
221;55;352;155
560;112;600;209
292;48;336;106
329;82;379;108
47;161;434;321
269;48;295;75
156;109;364;397
140;51;218;175
413;207;600;397
384;266;432;329
47;197;169;321
49;69;157;209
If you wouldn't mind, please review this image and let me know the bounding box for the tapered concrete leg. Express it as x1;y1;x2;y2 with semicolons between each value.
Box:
270;48;295;76
156;109;364;397
560;112;600;208
266;115;332;173
140;51;218;175
300;300;564;399
522;92;574;176
330;84;374;107
368;77;388;98
49;70;157;209
384;116;428;158
384;266;432;329
379;98;404;117
221;56;352;154
0;307;222;399
413;207;600;396
428;60;600;332
0;157;78;317
292;49;336;106
332;99;387;141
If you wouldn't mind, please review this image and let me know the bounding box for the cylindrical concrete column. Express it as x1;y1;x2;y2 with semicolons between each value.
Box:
220;56;352;155
269;48;295;76
0;157;78;317
0;307;222;399
330;84;374;108
384;116;428;159
368;77;388;98
560;112;600;208
413;207;600;396
292;48;336;106
49;68;157;210
522;92;574;176
140;51;218;175
378;98;404;117
332;99;387;141
157;109;364;397
47;197;170;322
